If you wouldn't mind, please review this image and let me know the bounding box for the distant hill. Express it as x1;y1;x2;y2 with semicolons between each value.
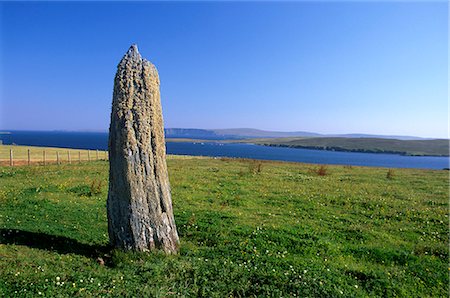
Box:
164;128;314;139
164;128;221;140
327;133;428;141
212;128;321;138
164;128;428;141
250;137;449;157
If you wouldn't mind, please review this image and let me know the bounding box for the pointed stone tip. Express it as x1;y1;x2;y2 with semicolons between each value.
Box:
128;44;139;54
124;44;140;60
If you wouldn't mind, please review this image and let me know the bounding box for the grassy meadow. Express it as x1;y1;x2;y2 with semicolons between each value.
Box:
0;155;448;297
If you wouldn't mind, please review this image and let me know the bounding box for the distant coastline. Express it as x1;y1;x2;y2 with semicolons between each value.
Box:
1;130;448;157
1;133;448;169
166;137;449;157
259;143;448;157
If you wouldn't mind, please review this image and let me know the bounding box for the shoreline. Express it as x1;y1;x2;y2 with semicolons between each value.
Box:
165;138;450;158
259;143;450;157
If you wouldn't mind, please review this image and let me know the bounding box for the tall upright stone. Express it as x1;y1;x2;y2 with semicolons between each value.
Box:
107;44;179;253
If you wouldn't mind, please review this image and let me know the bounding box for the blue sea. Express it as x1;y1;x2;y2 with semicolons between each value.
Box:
1;131;448;170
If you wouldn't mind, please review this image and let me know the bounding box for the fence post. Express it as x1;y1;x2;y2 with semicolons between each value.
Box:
96;149;99;160
57;151;60;165
43;150;46;165
28;149;31;166
88;150;91;162
68;151;71;164
9;149;13;166
78;151;81;163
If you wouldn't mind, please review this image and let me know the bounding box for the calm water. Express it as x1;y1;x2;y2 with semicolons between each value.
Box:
1;131;448;169
168;142;448;170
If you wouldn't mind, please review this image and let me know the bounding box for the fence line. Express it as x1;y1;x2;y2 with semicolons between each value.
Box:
1;148;109;167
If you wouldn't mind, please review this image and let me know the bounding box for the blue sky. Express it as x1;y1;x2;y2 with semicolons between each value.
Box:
0;1;447;138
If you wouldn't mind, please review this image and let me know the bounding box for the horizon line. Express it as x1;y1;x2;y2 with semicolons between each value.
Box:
0;128;447;140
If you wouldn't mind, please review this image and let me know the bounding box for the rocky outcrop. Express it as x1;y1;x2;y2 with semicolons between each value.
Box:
107;44;179;253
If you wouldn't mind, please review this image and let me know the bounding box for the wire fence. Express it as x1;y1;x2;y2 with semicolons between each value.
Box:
0;146;108;167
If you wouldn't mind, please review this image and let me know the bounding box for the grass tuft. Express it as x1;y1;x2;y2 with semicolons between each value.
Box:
386;169;395;180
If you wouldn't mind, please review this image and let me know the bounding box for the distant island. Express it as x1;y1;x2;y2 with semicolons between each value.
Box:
165;128;432;141
166;137;449;157
246;137;449;157
164;128;449;157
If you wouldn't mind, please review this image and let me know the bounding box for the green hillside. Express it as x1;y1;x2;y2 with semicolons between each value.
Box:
0;157;448;296
251;137;449;156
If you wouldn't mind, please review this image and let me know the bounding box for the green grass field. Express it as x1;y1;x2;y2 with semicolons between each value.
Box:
0;156;448;297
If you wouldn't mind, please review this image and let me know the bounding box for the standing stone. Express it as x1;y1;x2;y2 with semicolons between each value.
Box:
107;44;179;253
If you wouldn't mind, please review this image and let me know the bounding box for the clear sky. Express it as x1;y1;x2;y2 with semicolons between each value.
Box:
0;1;447;138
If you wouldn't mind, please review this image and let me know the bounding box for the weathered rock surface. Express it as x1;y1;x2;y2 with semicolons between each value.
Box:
107;44;179;253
